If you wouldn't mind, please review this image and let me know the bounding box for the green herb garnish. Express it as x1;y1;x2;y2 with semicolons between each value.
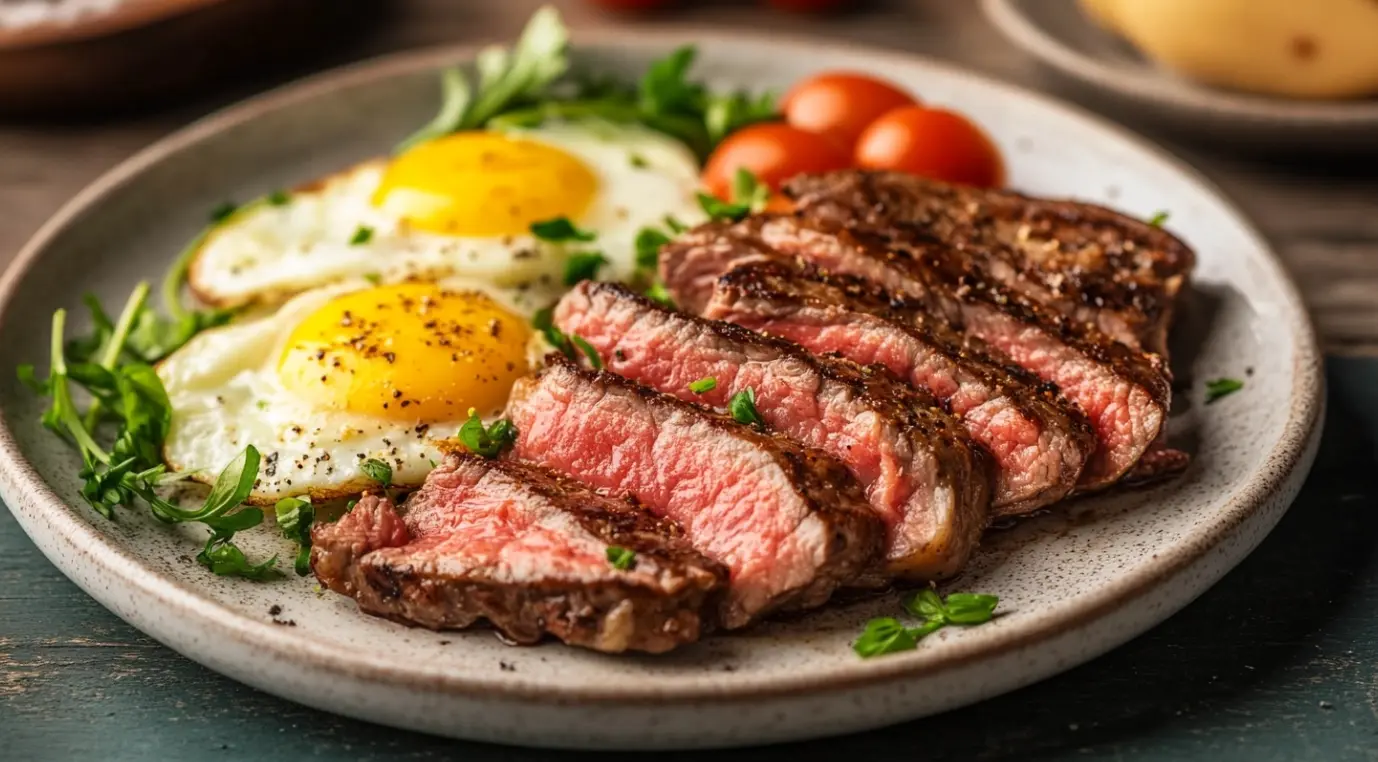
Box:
853;589;1000;659
689;377;717;394
1147;210;1170;227
570;335;602;369
360;458;392;488
629;152;649;169
727;387;763;426
697;192;752;223
644;281;675;307
209;202;238;223
458;409;518;458
363;273;382;285
606;546;637;570
532;306;574;358
267;190;291;206
635;227;672;271
531;217;596;243
275;497;315;576
563;251;608;285
350;226;374;246
853;617;918;658
1205;377;1243;404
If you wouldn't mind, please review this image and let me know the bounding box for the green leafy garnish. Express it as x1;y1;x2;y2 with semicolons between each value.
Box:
209;202;238;223
532;306;574;358
727;387;763;427
663;215;687;234
570;335;602;369
360;458;393;488
275;497;314;577
1147;210;1170;227
394;6;570;152
629;152;649;169
704;90;777;144
363;273;382;285
644;281;675;307
854;589;1000;659
732;168;770;211
635;227;672;271
350;226;374;246
531;217;596;243
563;251;608;285
689;377;717;394
697;192;751;222
1205;377;1243;404
458;409;518;458
267;190;291;206
853;617;918;658
606;545;637;570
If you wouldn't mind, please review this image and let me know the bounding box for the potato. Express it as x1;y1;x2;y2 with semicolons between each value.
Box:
1079;0;1378;99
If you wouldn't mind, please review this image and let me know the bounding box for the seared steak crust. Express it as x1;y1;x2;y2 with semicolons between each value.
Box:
555;280;993;579
784;171;1195;356
507;355;882;628
311;453;726;653
705;260;1095;516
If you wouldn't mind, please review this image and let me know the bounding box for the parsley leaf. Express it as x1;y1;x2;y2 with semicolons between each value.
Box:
570;335;602;369
697;192;752;222
728;387;763;426
731;168;770;212
209;202;238;224
689;377;717;394
531;217;596;243
458;409;518;458
663;215;687;234
1147;210;1170;227
532;306;574;358
360;458;393;488
644;281;675;307
704;90;777;144
275;496;315;577
563;251;608;285
350;226;374;246
606;545;637;570
267;190;291;206
853;617;918;658
1205;377;1243;404
635;227;672;270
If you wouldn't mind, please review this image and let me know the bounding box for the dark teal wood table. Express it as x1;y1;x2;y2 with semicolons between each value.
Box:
3;356;1375;761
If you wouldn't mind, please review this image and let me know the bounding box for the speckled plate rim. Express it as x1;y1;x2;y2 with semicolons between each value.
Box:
0;27;1324;708
981;0;1378;126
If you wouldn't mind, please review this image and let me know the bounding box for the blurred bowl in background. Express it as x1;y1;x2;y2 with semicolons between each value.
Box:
0;0;377;118
983;0;1378;153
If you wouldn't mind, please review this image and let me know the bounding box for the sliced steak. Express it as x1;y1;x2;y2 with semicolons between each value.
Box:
506;354;882;628
311;453;726;654
784;171;1195;356
555;280;992;579
703;260;1095;516
659;215;1170;488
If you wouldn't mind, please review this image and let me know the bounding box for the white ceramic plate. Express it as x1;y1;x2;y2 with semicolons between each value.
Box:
982;0;1378;151
0;29;1323;750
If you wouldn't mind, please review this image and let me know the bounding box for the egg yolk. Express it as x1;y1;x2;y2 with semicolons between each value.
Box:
372;131;599;237
277;283;531;422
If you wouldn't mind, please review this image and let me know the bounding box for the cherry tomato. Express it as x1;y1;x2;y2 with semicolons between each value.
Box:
854;106;1004;188
701;123;851;201
781;72;918;150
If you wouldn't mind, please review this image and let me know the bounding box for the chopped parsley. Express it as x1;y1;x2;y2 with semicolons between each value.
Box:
635;227;672;270
563;251;608;285
727;387;763;426
266;190;291;206
349;226;374;246
663;215;687;234
606;545;637;570
360;458;393;487
1147;210;1170;227
644;281;675;307
275;497;315;576
209;201;238;223
570;335;602;369
628;152;649;169
689;377;717;394
458;409;518;458
1204;377;1243;404
532;306;574;358
698;169;770;222
697;192;752;223
363;272;382;285
531;216;597;243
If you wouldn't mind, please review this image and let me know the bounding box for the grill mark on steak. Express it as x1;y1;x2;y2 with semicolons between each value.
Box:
311;453;726;654
555;280;993;579
784;171;1195;357
704;260;1095;516
506;354;883;628
659;215;1170;488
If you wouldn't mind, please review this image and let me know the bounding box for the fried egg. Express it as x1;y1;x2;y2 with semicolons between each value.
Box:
189;121;705;309
159;277;544;503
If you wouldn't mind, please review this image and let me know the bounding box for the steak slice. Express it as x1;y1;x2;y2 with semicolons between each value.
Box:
703;260;1095;516
506;354;882;628
784;171;1195;357
555;280;993;579
311;453;726;654
659;215;1170;488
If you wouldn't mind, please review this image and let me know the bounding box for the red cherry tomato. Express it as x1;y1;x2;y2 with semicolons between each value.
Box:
781;72;918;151
853;106;1004;188
701;123;851;201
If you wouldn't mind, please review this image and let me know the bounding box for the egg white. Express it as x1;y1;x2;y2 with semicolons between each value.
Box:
188;121;705;309
159;277;545;504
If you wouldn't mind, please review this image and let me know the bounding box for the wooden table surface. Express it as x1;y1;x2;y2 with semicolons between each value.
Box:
2;2;1377;760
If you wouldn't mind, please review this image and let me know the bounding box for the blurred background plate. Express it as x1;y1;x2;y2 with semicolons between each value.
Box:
981;0;1378;152
0;0;376;117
